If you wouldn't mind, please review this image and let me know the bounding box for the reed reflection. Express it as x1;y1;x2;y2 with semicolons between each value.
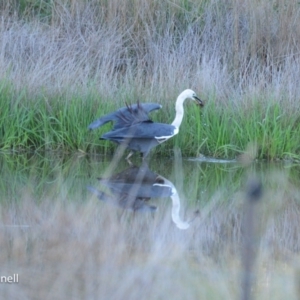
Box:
87;163;190;229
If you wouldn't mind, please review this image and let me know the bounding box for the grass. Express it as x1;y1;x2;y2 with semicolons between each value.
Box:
2;2;300;297
1;82;300;159
1;0;300;159
1;153;300;298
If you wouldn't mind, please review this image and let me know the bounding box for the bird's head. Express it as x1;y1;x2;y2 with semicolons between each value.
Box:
183;89;204;107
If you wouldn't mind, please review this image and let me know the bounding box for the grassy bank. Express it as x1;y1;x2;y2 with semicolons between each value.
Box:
1;81;300;159
1;0;300;159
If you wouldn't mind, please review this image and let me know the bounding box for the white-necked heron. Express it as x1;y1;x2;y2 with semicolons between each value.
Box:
88;89;204;159
87;164;191;229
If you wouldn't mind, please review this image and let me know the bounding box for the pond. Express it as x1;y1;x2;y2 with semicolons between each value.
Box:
1;151;300;299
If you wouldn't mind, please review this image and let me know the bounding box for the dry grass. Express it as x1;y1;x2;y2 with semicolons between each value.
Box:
1;0;300;107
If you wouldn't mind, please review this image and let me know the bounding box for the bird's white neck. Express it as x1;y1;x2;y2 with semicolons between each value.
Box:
171;92;186;128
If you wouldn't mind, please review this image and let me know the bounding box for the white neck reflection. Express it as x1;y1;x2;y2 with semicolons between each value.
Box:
153;177;190;230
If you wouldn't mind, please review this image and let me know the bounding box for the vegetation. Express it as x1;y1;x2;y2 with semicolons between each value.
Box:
2;2;300;298
1;0;300;159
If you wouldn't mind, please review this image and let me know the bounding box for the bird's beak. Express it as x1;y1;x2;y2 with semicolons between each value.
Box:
194;95;204;107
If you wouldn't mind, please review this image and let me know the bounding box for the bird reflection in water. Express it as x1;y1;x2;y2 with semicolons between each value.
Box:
87;164;190;229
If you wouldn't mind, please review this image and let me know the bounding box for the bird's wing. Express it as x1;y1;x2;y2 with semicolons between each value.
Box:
114;103;161;129
142;103;162;113
88;111;118;130
101;123;176;139
88;103;162;130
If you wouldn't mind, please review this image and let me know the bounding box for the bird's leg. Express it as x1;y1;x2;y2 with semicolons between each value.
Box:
126;158;133;166
126;151;133;160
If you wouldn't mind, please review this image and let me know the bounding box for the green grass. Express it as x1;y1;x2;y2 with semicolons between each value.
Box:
1;81;300;160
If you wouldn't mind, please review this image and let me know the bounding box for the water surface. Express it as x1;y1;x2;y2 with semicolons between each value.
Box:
2;152;300;299
1;152;300;222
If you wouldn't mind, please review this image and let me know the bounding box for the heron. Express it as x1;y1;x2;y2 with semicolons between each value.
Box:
87;163;191;229
88;89;204;159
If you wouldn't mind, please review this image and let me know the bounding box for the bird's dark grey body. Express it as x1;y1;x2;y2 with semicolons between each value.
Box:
89;102;174;157
101;122;177;157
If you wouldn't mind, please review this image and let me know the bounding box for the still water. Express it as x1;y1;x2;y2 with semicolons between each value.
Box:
2;151;300;298
1;151;300;228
